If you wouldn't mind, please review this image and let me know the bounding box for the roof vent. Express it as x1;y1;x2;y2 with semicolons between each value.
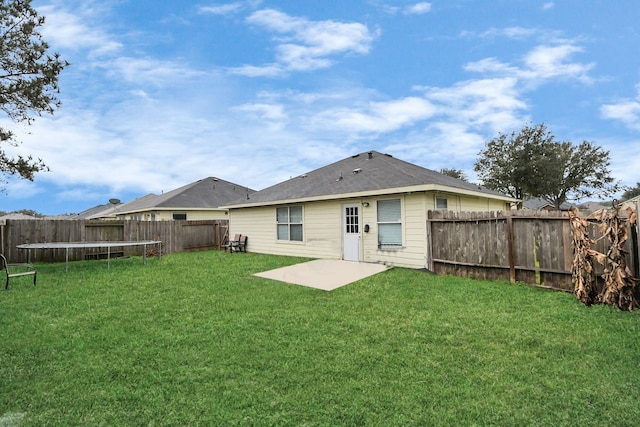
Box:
300;173;308;178
336;172;343;182
353;168;362;174
367;151;373;159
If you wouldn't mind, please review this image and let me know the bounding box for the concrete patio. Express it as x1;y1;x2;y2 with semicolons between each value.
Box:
254;259;390;291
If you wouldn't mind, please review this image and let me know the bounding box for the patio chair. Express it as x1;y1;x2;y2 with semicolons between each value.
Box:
224;234;241;252
1;253;37;290
235;235;247;253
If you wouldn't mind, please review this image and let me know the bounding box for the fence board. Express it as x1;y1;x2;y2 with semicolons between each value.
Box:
1;219;229;263
427;209;638;292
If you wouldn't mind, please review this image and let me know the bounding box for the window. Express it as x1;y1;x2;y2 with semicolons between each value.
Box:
436;197;448;210
173;213;187;220
345;206;359;233
377;199;402;246
277;206;303;241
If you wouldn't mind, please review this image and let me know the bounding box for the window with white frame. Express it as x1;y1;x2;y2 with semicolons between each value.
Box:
436;197;448;210
377;199;402;246
277;206;303;241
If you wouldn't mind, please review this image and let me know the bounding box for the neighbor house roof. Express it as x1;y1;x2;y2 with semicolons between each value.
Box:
625;195;640;203
113;177;255;215
0;213;38;221
73;202;122;220
223;150;517;208
522;197;573;211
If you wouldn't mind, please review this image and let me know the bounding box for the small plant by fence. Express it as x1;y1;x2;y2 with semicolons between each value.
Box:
0;219;229;263
427;204;640;292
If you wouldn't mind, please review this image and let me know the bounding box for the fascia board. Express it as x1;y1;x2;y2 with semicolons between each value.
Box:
222;184;519;209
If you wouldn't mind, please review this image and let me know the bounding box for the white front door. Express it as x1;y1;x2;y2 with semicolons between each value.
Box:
343;204;361;262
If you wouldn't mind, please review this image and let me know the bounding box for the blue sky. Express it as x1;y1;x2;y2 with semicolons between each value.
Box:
2;0;640;215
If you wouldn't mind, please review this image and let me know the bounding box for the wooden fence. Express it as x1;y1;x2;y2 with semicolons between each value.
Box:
427;207;640;292
0;219;229;263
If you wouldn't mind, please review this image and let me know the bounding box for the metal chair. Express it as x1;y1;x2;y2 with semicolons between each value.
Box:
1;254;37;290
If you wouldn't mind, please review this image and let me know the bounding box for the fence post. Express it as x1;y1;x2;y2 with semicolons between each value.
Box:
633;201;640;279
0;220;4;256
507;212;516;283
426;211;434;271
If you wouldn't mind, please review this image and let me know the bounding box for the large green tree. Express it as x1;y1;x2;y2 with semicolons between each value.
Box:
0;0;68;187
474;123;620;209
620;182;640;201
439;168;468;181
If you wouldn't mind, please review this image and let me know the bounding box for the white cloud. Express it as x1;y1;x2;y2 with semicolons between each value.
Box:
314;97;436;134
420;77;527;133
465;42;594;86
404;2;432;15
459;26;564;42
601;84;640;131
198;3;244;15
521;44;594;83
232;103;288;130
38;5;122;56
231;9;377;76
543;2;555;10
108;57;207;86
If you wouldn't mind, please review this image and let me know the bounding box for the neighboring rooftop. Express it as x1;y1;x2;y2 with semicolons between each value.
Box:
0;213;38;221
522;197;573;211
114;177;255;215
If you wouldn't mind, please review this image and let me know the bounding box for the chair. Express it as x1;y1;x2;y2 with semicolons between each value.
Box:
1;254;37;290
224;234;241;252
235;235;247;253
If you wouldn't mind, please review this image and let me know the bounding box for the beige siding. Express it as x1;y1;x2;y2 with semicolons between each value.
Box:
229;190;509;269
429;192;507;212
229;201;344;259
361;193;429;269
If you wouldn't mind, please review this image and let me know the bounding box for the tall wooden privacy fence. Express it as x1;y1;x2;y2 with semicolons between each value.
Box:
427;208;640;292
0;219;229;263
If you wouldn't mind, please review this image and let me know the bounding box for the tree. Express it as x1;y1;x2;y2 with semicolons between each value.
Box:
439;168;468;181
474;123;620;209
0;0;68;188
474;123;554;202
620;182;640;201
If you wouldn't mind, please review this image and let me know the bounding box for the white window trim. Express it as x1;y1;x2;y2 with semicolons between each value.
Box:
436;196;448;210
276;205;304;242
377;198;403;248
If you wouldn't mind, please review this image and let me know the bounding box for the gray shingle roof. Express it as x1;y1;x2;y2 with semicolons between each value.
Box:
117;177;255;214
522;197;573;210
226;150;512;206
72;203;120;220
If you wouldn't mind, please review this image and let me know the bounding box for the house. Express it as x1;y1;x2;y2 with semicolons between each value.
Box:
221;150;518;269
69;200;123;220
575;200;612;215
522;197;573;211
0;213;38;221
91;177;255;221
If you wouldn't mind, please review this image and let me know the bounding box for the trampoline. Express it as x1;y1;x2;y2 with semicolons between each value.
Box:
17;240;162;271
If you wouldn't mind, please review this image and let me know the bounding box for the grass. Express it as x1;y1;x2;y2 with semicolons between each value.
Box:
1;250;639;426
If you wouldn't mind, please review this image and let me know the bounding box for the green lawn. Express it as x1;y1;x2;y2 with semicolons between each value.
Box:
1;251;639;426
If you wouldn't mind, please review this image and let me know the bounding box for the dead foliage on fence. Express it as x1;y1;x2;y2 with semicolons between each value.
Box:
569;208;597;304
569;203;639;311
